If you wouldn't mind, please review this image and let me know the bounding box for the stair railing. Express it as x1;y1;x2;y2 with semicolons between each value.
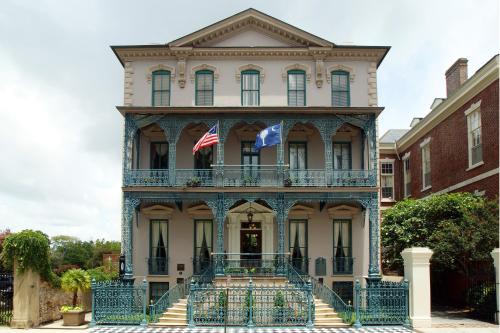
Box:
311;277;354;325
149;282;185;323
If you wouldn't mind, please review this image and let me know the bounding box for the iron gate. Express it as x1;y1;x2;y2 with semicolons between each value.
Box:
0;271;13;325
354;279;409;326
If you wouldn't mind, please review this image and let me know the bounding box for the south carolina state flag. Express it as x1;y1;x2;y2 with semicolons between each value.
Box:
254;124;282;150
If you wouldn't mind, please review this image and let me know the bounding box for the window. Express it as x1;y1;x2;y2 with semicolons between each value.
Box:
149;282;169;304
403;156;411;198
467;109;482;167
241;141;260;183
332;281;353;304
194;146;213;169
149;220;168;275
241;70;260;106
289;142;307;170
150;142;168;169
195;70;214;106
333;219;352;274
331;71;350;107
152;70;171;106
289;220;308;274
287;70;306;106
421;143;431;189
381;161;394;200
194;220;212;274
333;142;351;169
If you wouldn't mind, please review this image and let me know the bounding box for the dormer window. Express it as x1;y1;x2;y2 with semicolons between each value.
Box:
287;70;306;106
195;70;214;106
241;70;260;106
152;70;171;106
331;70;350;107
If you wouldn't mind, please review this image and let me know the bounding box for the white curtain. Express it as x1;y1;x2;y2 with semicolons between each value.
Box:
161;221;168;257
151;222;160;256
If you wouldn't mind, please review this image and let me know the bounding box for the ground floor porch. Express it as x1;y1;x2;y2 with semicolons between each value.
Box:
121;191;381;305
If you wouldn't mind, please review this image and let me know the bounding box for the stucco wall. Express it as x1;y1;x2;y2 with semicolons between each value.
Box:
131;59;371;107
132;202;369;295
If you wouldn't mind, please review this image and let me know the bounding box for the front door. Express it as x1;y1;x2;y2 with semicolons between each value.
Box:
240;229;262;267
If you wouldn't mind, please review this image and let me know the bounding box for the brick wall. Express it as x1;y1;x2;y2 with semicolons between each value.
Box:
393;79;499;200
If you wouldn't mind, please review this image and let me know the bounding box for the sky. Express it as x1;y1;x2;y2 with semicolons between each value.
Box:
0;0;498;241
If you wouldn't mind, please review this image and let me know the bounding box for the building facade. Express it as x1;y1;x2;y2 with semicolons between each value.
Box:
112;9;389;305
379;56;499;209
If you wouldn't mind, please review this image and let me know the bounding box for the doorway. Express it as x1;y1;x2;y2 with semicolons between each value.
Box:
240;229;262;267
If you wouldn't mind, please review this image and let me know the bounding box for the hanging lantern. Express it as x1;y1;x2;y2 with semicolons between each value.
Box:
246;202;254;223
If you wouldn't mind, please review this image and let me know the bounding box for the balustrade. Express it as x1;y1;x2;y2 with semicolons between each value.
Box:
124;168;376;187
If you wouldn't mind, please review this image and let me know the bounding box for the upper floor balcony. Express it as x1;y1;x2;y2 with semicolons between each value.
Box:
122;114;379;190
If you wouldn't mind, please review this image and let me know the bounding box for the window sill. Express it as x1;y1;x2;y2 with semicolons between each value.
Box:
381;198;396;203
466;161;484;171
421;185;432;192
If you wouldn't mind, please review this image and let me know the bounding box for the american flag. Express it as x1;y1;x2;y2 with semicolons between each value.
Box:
193;124;219;154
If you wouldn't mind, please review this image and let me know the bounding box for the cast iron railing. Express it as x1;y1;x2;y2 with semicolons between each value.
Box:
0;271;13;325
312;278;354;324
354;279;410;326
222;253;279;277
124;168;376;187
90;279;148;326
333;257;354;274
148;257;168;275
149;282;186;323
188;279;313;327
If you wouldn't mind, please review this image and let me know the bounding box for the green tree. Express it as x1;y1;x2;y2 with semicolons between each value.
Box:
60;269;91;307
382;193;499;274
89;239;120;268
51;236;94;270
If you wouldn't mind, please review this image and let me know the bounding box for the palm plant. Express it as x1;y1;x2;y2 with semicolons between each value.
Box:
60;268;91;308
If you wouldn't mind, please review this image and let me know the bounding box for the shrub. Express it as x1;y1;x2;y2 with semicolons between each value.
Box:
0;230;59;286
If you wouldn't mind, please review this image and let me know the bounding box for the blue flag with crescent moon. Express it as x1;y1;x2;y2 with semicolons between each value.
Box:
254;124;282;150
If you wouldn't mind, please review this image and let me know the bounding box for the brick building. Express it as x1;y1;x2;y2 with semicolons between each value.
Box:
380;55;499;209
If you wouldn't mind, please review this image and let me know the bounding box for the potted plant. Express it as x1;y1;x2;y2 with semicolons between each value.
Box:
60;268;91;326
283;177;292;187
273;291;288;323
186;176;201;187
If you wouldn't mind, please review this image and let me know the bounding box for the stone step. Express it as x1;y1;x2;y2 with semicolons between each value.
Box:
165;308;186;315
161;313;186;319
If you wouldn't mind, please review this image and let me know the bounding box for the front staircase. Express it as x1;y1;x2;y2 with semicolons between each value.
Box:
152;298;188;327
152;278;349;327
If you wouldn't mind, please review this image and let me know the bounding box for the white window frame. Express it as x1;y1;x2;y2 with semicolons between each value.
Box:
465;100;483;170
420;138;432;191
402;152;411;198
380;159;395;201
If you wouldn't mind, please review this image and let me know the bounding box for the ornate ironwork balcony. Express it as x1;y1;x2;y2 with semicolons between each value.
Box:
124;168;376;187
332;169;375;187
148;257;168;275
332;257;354;274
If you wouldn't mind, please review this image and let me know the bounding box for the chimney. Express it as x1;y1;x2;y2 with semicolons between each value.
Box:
445;58;468;97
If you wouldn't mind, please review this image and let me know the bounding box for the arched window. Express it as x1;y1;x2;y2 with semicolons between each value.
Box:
152;70;171;106
195;70;214;106
287;70;306;106
241;70;260;106
331;70;350;107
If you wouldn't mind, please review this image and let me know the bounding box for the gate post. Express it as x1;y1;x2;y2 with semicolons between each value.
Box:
353;280;362;328
491;248;499;324
140;279;147;326
89;279;96;327
401;247;433;328
247;278;254;328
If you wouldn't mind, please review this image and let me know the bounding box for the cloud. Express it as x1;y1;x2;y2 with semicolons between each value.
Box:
0;0;498;241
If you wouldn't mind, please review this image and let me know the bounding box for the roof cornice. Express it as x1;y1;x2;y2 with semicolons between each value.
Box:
395;55;499;151
116;105;384;117
110;45;389;66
